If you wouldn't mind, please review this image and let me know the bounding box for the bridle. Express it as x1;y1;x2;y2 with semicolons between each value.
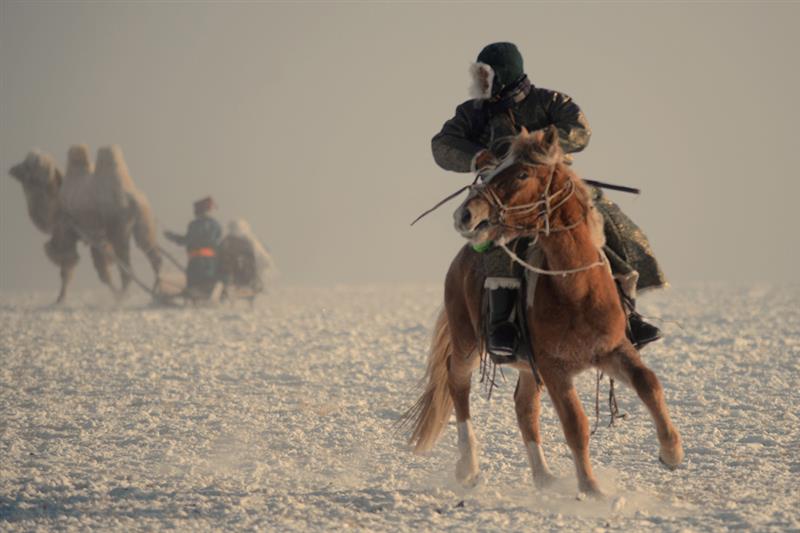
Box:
475;161;607;277
474;162;582;236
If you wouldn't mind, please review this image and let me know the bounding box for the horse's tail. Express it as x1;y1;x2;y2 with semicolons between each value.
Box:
400;307;453;453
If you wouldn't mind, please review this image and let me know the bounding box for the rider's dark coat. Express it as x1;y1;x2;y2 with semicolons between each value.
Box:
432;83;666;292
432;85;591;171
166;214;223;290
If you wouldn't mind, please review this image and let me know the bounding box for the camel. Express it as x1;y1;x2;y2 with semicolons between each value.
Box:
9;145;162;303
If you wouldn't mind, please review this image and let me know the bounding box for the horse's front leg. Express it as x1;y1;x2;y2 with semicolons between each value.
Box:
540;366;602;496
597;342;684;469
448;345;480;487
514;370;556;488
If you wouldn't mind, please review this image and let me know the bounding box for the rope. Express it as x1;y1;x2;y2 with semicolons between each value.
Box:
498;240;606;277
608;377;626;426
62;215;161;299
591;370;603;436
156;244;186;273
591;371;626;436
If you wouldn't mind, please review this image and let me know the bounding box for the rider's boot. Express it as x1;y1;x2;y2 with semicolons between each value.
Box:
485;277;521;363
628;311;662;349
616;271;662;349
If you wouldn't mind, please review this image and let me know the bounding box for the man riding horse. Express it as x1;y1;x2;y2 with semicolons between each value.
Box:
432;42;663;361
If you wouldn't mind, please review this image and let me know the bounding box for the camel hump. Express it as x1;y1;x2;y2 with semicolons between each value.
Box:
95;145;135;192
66;144;93;179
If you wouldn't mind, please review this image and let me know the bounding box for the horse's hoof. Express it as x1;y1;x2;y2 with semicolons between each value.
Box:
457;472;481;489
577;480;606;500
659;439;684;470
611;495;626;512
455;459;480;488
534;470;557;489
659;453;682;470
577;489;606;501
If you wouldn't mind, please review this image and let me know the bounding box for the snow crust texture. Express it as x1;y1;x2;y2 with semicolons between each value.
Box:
1;284;799;531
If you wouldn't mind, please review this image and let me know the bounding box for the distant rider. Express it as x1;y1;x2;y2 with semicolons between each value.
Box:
218;219;272;300
164;196;223;300
432;42;663;361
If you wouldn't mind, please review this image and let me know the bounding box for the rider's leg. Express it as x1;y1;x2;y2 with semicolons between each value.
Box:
604;245;662;349
483;245;521;359
592;186;664;349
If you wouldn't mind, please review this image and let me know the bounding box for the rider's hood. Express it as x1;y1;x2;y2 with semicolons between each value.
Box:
470;42;525;99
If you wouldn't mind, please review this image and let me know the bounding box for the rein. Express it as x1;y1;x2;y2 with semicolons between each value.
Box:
477;164;579;235
498;238;607;277
488;163;607;276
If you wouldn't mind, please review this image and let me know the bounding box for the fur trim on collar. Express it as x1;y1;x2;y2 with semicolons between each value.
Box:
469;62;494;100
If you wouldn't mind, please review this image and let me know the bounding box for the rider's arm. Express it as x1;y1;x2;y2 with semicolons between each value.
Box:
164;230;186;246
543;90;592;154
431;101;487;173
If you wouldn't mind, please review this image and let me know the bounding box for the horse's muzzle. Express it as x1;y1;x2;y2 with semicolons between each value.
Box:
453;204;490;240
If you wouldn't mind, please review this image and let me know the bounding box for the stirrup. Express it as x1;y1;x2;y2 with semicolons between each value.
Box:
485;277;521;364
487;321;519;364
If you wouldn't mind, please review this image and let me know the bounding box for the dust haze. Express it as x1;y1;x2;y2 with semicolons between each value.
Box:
2;2;798;290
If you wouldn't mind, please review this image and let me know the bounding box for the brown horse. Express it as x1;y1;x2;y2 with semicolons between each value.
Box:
9;146;162;303
403;126;682;497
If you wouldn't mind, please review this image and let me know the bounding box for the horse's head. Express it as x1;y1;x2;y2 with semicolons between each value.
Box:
8;150;63;234
453;126;567;246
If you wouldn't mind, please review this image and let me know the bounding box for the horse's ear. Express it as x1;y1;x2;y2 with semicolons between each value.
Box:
544;125;560;148
530;128;546;145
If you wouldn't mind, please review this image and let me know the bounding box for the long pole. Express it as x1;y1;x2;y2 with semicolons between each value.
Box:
156;244;186;273
64;215;160;299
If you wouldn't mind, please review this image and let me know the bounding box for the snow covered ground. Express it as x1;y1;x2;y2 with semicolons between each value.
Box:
1;283;798;531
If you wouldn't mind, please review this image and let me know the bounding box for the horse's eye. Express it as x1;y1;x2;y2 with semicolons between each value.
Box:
517;172;529;180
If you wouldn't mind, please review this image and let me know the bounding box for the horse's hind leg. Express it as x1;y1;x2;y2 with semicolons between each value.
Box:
598;342;684;469
514;371;556;488
449;347;480;487
540;367;602;496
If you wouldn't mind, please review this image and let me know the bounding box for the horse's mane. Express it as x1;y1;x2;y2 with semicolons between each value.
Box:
510;127;563;167
507;128;606;249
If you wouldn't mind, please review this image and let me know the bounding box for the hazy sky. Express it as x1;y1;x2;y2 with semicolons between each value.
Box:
1;1;798;292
